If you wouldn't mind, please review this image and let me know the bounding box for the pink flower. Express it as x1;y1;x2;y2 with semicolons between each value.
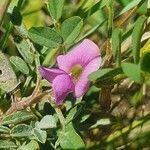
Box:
39;39;101;105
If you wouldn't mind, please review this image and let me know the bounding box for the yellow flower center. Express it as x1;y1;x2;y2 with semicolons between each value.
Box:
70;64;83;81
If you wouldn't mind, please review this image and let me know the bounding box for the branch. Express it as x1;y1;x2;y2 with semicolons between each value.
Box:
5;90;51;116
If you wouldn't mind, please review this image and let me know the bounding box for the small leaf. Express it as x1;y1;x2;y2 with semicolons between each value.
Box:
2;111;35;125
11;124;33;137
43;48;60;67
35;115;57;129
15;38;33;64
61;16;83;45
10;6;22;25
0;126;10;133
0;140;17;149
78;0;109;19
132;15;147;64
65;103;83;124
48;0;64;20
18;140;39;150
121;63;141;83
0;52;18;92
65;106;77;124
141;52;150;73
10;56;29;74
33;128;47;144
119;0;142;15
28;27;63;48
76;21;105;44
90;118;111;128
89;68;122;81
112;28;122;66
60;123;85;149
131;87;143;106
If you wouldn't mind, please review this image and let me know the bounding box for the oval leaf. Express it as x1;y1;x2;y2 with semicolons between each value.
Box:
121;63;142;83
33;128;47;144
35;115;57;129
2;111;35;125
15;38;33;64
0;140;17;149
0;52;18;92
61;16;83;45
0;125;10;133
60;123;85;149
89;68;122;81
28;27;63;48
18;140;39;150
48;0;64;20
10;56;29;74
11;124;33;137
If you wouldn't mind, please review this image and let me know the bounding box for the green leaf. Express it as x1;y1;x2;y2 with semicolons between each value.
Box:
141;52;150;73
121;63;141;83
11;124;33;137
90;118;111;128
138;0;148;15
43;48;60;67
61;16;83;45
35;115;57;129
0;140;17;149
79;0;109;19
0;52;18;92
60;123;85;149
131;87;143;106
10;6;22;26
10;56;29;75
18;140;39;150
33;128;47;143
89;68;122;81
65;103;83;124
112;28;122;66
48;0;64;20
119;0;142;15
76;20;105;44
28;27;63;48
65;106;77;124
15;38;33;64
0;126;10;133
2;111;35;125
132;15;147;64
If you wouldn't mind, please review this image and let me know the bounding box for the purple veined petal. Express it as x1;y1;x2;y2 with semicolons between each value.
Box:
74;56;102;98
52;74;74;105
39;66;66;82
57;39;100;73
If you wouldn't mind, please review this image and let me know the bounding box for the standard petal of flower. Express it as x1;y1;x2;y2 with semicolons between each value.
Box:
52;74;74;105
39;66;66;82
57;39;100;73
75;57;101;98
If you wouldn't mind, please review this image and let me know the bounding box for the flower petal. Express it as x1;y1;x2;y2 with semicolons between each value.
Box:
52;74;74;105
75;57;102;98
57;39;100;73
39;66;66;82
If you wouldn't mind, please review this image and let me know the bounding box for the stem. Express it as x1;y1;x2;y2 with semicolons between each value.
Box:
26;39;41;94
54;105;65;132
107;0;114;38
0;22;13;50
0;0;11;26
53;104;66;149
